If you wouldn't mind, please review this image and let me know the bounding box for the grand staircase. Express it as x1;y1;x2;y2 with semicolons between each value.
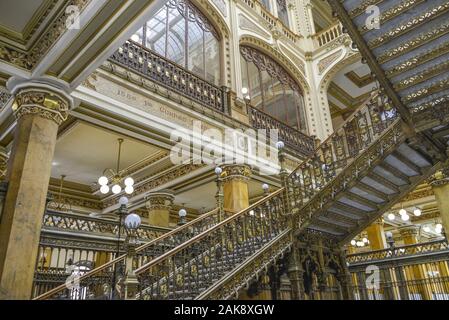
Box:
35;0;449;300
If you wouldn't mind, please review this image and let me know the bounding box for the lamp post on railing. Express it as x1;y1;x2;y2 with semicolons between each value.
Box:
110;196;128;299
262;183;270;195
178;208;187;226
123;213;141;300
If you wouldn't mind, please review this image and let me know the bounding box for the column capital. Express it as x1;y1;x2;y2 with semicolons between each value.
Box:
145;191;175;211
428;167;449;187
399;225;419;238
11;87;71;125
221;164;252;182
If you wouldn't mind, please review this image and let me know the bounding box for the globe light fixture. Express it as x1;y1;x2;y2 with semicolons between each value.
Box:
97;139;135;195
423;226;431;233
119;196;129;206
401;213;410;221
413;208;422;217
130;34;140;43
124;213;141;230
214;166;222;175
112;184;122;194
350;239;356;246
362;237;369;244
262;183;269;194
435;223;443;233
178;208;187;226
399;208;407;216
387;213;395;221
241;87;248;95
276;141;285;150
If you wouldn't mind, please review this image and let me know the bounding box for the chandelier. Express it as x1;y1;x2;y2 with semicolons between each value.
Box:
97;138;135;195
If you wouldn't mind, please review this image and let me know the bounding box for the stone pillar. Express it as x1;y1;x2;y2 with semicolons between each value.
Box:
0;85;70;299
366;218;387;250
399;226;431;300
429;168;449;237
222;165;251;214
145;191;174;227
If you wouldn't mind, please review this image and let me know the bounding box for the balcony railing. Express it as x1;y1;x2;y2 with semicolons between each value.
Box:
247;104;315;156
240;0;301;43
347;240;449;300
313;22;344;47
109;41;228;114
42;210;170;241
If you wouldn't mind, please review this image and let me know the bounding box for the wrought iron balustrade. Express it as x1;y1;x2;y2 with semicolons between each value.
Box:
134;189;288;300
285;92;399;225
109;41;228;114
34;208;221;300
247;104;315;156
347;240;449;266
42;210;170;241
347;241;449;300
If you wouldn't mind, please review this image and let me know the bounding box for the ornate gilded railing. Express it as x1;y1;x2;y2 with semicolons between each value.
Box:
285;92;399;225
195;229;292;300
347;241;449;300
247;104;315;156
134;189;288;300
34;208;221;300
42;210;170;241
347;240;449;266
109;41;228;114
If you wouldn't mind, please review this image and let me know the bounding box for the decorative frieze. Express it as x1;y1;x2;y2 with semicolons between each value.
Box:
221;164;252;182
145;191;175;211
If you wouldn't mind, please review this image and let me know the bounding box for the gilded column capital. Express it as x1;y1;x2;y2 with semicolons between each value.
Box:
399;225;419;238
221;164;252;182
12;87;70;125
428;167;449;187
145;191;175;211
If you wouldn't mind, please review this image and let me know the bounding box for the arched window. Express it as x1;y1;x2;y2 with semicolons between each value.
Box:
130;0;221;85
240;46;307;132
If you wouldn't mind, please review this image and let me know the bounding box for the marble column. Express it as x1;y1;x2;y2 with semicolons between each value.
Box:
222;165;251;214
0;85;70;299
366;218;387;250
145;191;174;227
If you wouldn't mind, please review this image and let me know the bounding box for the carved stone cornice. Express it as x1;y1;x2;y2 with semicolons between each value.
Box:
145;191;175;211
12;87;70;125
221;164;252;182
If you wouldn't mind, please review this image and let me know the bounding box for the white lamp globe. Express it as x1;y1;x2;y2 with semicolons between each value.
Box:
241;87;248;95
178;208;187;217
214;167;222;175
98;176;108;186
401;213;410;221
125;185;134;195
124;177;134;187
362;237;369;244
435;223;443;230
119;196;129;206
399;208;407;216
350;240;356;246
124;213;141;229
100;185;110;194
413;208;422;217
262;183;269;191
249;210;255;216
112;184;122;194
357;241;364;247
385;231;393;239
423;226;431;233
276;141;285;150
131;34;140;43
387;213;395;221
